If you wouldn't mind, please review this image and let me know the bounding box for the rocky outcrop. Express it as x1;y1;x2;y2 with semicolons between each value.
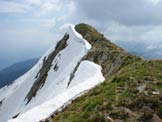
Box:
75;23;142;78
25;34;69;104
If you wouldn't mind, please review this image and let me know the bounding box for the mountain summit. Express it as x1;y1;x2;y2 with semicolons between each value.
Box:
0;24;162;122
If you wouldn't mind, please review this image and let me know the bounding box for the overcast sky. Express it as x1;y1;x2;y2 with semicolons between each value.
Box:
0;0;162;69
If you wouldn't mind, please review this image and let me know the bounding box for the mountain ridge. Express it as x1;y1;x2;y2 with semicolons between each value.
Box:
0;23;162;122
45;24;162;122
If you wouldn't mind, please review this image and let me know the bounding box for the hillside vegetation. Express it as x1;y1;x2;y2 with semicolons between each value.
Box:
44;24;162;122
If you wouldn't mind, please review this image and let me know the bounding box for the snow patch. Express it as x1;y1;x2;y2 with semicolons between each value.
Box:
0;24;105;122
7;61;105;122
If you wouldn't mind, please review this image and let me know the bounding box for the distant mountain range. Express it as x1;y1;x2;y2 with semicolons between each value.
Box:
114;40;162;59
0;58;39;88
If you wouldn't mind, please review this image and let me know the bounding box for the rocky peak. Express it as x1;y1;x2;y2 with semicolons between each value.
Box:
75;23;142;78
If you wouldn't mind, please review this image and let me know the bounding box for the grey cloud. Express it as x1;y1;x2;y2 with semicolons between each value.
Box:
74;0;162;26
1;0;162;69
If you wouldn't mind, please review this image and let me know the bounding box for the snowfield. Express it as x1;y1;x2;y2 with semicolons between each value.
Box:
0;25;105;122
7;61;104;122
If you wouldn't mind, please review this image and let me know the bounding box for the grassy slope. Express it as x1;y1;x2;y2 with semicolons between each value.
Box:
45;24;162;122
49;60;162;122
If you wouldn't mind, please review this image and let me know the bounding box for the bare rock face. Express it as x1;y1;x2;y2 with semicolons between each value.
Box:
75;23;142;78
147;114;162;122
142;106;154;120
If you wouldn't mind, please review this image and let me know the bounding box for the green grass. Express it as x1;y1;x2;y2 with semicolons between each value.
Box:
51;81;116;122
44;24;162;122
49;60;162;122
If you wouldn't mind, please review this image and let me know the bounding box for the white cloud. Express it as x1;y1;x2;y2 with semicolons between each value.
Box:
42;1;61;12
0;0;73;15
21;18;56;30
25;0;67;16
104;21;162;42
58;23;72;33
31;0;61;16
1;0;162;65
24;0;42;6
0;1;30;13
146;0;160;5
